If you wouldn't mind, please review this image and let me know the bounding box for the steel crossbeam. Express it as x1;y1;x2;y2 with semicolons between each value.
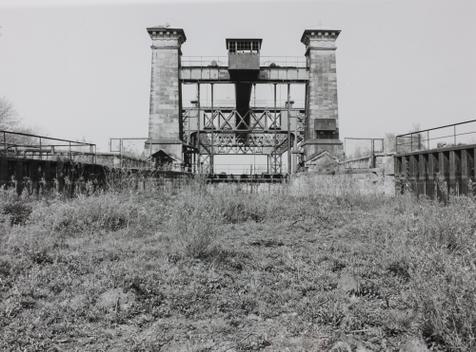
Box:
182;107;305;174
198;132;288;148
200;109;282;132
184;108;288;133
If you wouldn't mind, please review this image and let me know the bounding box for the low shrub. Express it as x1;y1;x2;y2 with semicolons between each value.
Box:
216;193;266;223
28;193;150;235
387;195;476;351
0;189;33;225
167;190;222;259
2;201;32;225
410;249;476;351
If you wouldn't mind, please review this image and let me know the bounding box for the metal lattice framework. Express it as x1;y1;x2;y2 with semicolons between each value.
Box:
198;132;289;154
269;153;282;174
182;107;305;174
201;109;282;131
295;110;305;144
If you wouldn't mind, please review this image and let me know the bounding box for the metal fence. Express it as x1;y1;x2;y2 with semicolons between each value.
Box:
344;137;384;159
0;130;96;163
181;56;228;66
341;137;385;169
108;137;153;169
260;56;307;67
181;56;307;68
213;163;269;175
396;119;476;154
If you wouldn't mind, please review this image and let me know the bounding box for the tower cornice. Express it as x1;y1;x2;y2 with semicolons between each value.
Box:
147;26;186;45
300;29;340;47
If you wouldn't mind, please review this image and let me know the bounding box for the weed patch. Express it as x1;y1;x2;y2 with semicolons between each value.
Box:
0;176;474;351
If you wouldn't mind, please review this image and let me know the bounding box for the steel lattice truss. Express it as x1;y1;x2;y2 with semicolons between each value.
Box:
183;108;306;130
199;153;211;174
201;109;282;131
182;107;305;173
269;153;282;174
196;132;288;154
295;110;305;144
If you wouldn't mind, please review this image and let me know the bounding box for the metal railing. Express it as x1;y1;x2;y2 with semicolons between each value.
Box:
260;56;307;67
343;137;385;169
181;56;307;68
183;100;306;109
0;130;96;163
344;137;384;159
108;137;153;169
181;56;227;67
214;163;269;174
395;119;476;154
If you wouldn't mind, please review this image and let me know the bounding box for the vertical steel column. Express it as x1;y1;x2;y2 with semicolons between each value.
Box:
455;150;462;195
371;139;375;168
470;148;476;181
272;83;277;173
210;83;214;175
418;154;426;196
293;109;299;170
197;82;201;173
438;151;448;200
428;153;436;199
394;155;400;194
409;155;417;192
120;139;123;168
402;155;408;190
0;144;7;185
461;149;468;194
449;150;456;194
287;83;291;176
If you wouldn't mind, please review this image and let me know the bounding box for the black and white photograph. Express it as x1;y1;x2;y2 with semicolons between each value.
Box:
0;0;475;350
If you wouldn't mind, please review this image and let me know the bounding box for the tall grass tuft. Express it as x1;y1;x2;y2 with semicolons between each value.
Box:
28;192;152;236
0;188;33;225
167;186;222;259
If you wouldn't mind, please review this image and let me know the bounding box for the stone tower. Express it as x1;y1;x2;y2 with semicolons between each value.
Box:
146;26;186;162
301;29;343;161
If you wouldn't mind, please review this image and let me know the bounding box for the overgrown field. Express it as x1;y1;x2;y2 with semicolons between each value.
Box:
0;175;475;351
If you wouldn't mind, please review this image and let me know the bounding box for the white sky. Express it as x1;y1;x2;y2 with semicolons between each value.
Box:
0;0;475;154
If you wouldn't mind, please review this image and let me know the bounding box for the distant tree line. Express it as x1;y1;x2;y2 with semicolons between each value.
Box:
0;97;37;147
0;97;20;131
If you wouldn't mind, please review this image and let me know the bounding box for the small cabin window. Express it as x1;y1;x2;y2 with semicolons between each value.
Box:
227;39;261;55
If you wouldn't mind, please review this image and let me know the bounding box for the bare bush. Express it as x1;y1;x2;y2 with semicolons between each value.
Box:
0;97;19;130
167;188;222;259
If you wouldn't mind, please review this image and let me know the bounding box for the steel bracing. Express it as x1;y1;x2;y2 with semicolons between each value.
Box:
182;106;304;174
175;36;314;176
196;132;289;154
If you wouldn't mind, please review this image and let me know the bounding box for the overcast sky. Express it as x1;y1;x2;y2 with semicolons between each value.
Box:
0;0;475;153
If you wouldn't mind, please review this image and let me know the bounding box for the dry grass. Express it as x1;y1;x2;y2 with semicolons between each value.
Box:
0;176;474;351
